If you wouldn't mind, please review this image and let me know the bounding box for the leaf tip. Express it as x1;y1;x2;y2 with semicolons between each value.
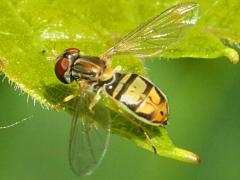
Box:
223;48;239;64
172;147;201;164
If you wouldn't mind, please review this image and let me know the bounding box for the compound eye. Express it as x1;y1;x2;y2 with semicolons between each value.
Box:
65;48;80;58
55;57;72;84
65;48;80;54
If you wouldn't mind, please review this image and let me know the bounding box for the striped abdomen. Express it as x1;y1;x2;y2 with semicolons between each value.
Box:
104;73;169;126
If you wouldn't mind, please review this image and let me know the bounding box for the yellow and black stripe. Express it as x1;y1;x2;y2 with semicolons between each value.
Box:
104;73;168;126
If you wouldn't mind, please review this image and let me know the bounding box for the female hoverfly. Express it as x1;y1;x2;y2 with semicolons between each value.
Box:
54;2;199;176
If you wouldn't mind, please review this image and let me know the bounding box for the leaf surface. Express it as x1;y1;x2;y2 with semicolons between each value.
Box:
1;0;239;164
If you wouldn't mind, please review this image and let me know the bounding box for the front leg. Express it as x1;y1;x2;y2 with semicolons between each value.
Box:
54;93;78;110
55;80;90;110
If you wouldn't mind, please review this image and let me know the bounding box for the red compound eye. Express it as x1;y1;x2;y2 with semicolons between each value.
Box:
55;57;70;84
65;48;80;56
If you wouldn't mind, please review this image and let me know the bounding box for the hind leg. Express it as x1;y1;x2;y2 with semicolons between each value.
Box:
124;116;157;154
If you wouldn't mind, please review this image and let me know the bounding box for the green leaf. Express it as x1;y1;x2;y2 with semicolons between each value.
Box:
1;0;239;164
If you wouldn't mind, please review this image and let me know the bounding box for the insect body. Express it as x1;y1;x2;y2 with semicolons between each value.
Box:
56;49;169;125
104;73;168;126
55;2;199;176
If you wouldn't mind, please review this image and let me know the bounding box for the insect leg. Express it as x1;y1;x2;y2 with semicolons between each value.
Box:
126;117;157;154
110;101;157;153
138;125;157;154
54;93;78;109
89;88;103;111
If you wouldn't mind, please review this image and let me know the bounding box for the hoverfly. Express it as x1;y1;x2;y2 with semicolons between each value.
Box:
54;2;199;176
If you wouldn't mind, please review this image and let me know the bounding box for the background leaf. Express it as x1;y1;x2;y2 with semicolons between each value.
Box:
0;0;239;166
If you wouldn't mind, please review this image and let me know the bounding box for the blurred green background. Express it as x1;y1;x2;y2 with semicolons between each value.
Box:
1;57;240;180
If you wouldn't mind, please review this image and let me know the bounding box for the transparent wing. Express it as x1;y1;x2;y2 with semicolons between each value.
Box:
101;2;199;60
69;92;111;176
